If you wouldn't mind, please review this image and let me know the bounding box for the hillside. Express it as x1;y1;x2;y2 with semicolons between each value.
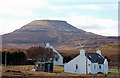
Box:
59;43;119;56
2;20;118;50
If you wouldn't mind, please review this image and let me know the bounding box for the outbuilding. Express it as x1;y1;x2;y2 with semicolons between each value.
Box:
35;62;53;72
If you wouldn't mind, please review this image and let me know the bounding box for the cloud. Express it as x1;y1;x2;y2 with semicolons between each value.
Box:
48;4;102;10
0;0;48;16
46;16;118;36
112;4;118;10
69;16;118;36
101;4;118;10
44;0;118;2
0;16;118;36
0;19;33;35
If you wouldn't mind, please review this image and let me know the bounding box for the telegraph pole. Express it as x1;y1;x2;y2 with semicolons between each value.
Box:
5;52;7;66
86;51;88;74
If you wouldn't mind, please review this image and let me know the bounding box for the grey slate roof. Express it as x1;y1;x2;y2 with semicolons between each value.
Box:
85;53;105;64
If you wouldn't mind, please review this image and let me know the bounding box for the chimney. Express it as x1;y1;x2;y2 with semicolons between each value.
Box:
80;49;85;55
46;43;50;48
96;49;101;55
80;44;85;55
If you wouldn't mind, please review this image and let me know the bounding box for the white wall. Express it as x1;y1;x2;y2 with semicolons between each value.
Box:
54;56;63;66
91;62;108;74
91;63;98;74
87;59;92;74
51;46;63;65
46;43;63;66
103;59;108;74
64;55;87;74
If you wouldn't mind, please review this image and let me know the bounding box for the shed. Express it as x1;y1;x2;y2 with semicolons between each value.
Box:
35;62;53;72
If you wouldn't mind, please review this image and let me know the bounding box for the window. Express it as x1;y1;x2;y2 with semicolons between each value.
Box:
99;65;101;69
76;64;78;69
94;65;96;69
55;58;58;61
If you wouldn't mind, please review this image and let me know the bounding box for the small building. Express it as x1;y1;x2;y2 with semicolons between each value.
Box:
45;43;63;66
64;48;108;74
35;62;53;72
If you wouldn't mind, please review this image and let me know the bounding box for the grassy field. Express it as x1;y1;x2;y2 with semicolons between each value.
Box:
2;65;120;78
107;69;119;77
7;65;35;71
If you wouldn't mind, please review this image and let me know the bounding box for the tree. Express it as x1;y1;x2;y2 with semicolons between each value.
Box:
2;51;26;65
26;46;57;62
104;56;110;62
63;56;73;63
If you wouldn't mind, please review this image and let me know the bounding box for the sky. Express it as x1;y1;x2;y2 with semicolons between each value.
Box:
0;0;119;36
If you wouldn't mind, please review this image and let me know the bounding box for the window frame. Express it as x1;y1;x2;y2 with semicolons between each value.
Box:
94;64;96;69
76;64;78;69
99;65;101;69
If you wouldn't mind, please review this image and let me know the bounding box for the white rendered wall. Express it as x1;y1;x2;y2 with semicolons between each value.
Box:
87;59;92;74
91;63;98;74
46;43;63;66
103;59;108;74
64;55;87;74
54;56;63;66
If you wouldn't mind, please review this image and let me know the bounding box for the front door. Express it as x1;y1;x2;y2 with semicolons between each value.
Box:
98;64;103;73
48;64;50;71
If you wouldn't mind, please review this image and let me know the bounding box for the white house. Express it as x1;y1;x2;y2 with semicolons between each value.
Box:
45;43;63;66
64;48;108;74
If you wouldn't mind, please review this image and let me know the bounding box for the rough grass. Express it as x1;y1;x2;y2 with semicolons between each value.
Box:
53;66;64;73
7;65;35;71
2;65;120;78
107;69;119;77
0;65;2;76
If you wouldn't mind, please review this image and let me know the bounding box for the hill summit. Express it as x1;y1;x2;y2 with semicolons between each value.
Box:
2;20;117;49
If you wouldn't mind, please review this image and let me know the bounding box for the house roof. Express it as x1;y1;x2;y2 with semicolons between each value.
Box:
85;53;105;64
46;43;63;57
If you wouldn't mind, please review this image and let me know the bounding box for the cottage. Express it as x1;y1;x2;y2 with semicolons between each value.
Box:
64;48;108;74
45;43;63;66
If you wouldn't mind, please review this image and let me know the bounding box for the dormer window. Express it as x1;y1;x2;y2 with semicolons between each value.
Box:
98;55;101;58
89;56;92;58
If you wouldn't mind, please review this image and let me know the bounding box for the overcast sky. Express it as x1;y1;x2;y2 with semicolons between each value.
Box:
0;0;119;36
